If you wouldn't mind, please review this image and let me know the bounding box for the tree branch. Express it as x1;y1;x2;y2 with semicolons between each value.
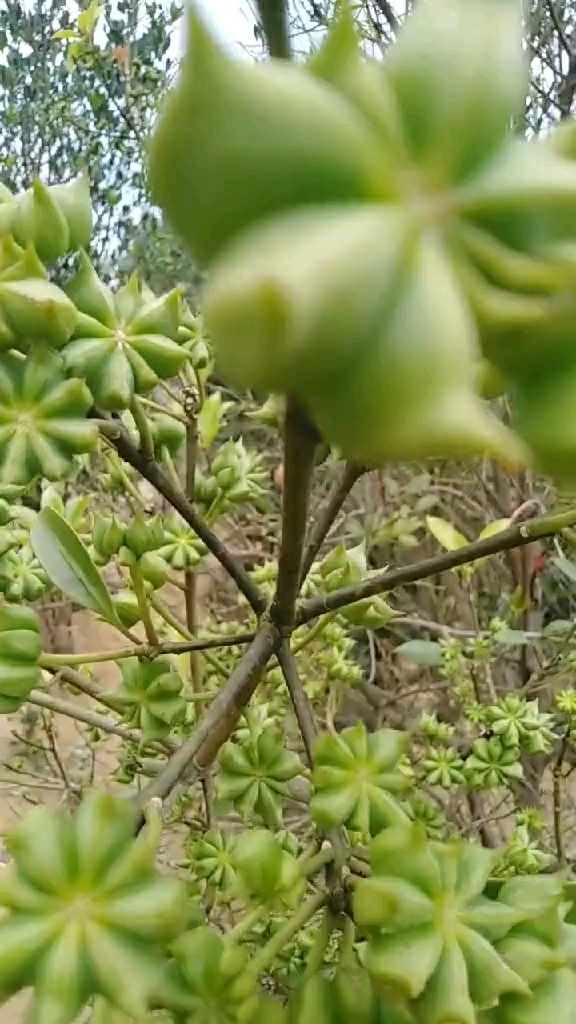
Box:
98;419;266;616
277;641;317;767
27;689;143;743
184;386;201;689
547;0;570;55
53;665;124;714
372;0;399;34
256;0;290;58
296;506;576;624
300;461;365;584
271;399;319;631
41;632;257;669
133;623;278;823
553;731;568;865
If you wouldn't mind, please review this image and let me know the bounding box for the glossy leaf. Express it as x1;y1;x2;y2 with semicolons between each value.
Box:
426;516;469;552
395;640;443;667
30;508;116;621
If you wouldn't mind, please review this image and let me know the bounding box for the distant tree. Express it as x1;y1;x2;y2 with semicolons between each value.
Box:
0;0;197;292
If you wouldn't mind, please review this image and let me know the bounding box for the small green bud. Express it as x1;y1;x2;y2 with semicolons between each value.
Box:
92;517;125;560
111;590;141;629
139;551;168;590
124;514;164;558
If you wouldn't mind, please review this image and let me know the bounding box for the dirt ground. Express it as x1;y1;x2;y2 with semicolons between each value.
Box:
0;567;221;1023
0;606;132;1022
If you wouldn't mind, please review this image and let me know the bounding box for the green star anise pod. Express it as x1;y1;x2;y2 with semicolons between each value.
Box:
421;746;466;790
90;996;172;1024
158;516;206;571
149;0;551;469
485;695;555;752
0;175;92;263
234;703;282;746
217;725;304;829
485;883;576;1024
0;794;187;1024
354;826;559;1020
0;543;48;602
494;825;555;879
60;252;188;410
160;926;258;1024
418;712;455;745
0;603;41;713
0;348;96;485
189;828;238;893
233;828;303;909
0;526;15;559
211;439;267;505
310;721;410;835
556;689;576;717
465;737;524;789
0;239;77;351
111;590;141;630
110;657;187;743
316;542;367;591
409;798;447;840
321;647;363;688
92;516;125;565
149;410;187;459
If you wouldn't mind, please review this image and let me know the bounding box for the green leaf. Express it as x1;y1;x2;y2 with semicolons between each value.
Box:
551;556;576;585
198;392;230;449
477;518;511;541
52;29;81;40
426;516;468;551
564;882;576;924
415;494;438;514
542;619;574;637
495;628;529;646
395;640;443;666
77;0;101;37
30;508;116;621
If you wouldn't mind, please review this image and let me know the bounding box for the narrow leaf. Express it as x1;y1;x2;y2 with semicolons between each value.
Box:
395;640;443;666
552;556;576;585
30;508;116;620
52;28;81;39
477;518;511;541
426;516;468;551
542;619;574;637
495;628;529;646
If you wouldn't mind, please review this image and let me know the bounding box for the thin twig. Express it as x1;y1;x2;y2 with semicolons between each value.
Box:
256;0;290;58
46;667;112;706
296;506;576;625
42;712;73;793
547;0;571;55
184;386;202;690
98;418;266;615
392;615;542;641
27;690;143;743
41;632;257;669
130;563;159;646
271;398;319;631
278;642;317;767
247;890;327;978
372;0;399;33
300;461;365;584
130;395;155;459
133;623;279;823
553;732;569;865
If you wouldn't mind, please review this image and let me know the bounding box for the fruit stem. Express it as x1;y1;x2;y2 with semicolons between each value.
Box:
247;889;327;978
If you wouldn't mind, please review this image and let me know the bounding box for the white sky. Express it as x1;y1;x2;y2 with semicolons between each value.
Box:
194;0;256;53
